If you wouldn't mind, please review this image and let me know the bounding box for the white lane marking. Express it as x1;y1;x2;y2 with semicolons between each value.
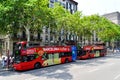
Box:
108;63;115;66
25;77;39;80
88;68;99;72
114;74;120;80
25;72;54;80
55;70;64;73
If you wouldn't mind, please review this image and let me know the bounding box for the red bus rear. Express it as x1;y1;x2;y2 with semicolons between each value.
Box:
77;45;107;59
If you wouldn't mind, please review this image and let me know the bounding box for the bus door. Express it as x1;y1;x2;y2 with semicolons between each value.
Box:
72;46;77;61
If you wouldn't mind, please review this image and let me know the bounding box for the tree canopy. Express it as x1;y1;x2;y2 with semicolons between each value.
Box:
0;0;120;45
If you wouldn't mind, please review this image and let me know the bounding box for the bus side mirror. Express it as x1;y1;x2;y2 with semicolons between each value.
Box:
19;46;21;50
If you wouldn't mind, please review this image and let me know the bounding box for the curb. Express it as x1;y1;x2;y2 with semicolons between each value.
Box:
0;68;8;72
0;68;13;72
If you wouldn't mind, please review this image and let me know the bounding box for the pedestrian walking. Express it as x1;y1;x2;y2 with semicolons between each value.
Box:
9;56;14;68
1;57;6;68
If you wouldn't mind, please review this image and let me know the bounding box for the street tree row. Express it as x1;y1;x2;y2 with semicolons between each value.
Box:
0;0;120;47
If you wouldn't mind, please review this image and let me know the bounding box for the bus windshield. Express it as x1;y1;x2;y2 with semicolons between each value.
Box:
14;43;22;63
15;43;22;50
14;55;21;63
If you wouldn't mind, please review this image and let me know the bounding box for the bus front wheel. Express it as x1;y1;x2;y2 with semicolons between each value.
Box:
34;62;41;69
65;59;69;63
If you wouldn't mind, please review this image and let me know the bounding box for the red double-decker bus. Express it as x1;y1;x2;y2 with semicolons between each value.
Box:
77;44;107;59
13;41;77;71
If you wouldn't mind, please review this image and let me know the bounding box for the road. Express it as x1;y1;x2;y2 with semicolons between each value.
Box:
0;53;120;80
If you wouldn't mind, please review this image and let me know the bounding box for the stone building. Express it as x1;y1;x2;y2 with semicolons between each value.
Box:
103;11;120;48
82;12;120;47
49;0;78;14
103;11;120;25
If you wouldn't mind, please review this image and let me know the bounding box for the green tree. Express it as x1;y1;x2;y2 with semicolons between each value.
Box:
0;0;51;42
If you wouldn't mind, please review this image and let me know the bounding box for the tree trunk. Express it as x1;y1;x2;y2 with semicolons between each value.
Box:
48;23;51;45
24;26;30;42
7;34;10;69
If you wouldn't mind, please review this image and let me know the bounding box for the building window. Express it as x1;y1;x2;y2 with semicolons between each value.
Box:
50;0;54;3
74;5;77;11
69;3;71;10
60;2;65;7
71;4;73;10
55;0;58;2
66;2;68;9
50;36;53;41
45;35;48;42
62;3;65;8
49;3;54;8
38;33;40;39
45;28;48;33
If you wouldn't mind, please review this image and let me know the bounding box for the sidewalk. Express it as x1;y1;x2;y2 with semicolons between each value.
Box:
107;49;120;55
0;58;13;72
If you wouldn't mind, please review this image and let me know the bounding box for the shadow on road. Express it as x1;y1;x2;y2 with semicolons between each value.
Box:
0;62;74;80
1;53;120;80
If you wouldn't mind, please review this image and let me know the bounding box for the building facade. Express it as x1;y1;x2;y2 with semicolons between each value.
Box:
103;11;120;48
49;0;78;14
81;12;120;46
103;11;120;25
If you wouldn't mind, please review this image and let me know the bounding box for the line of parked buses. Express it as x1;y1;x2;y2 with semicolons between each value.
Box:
13;41;107;71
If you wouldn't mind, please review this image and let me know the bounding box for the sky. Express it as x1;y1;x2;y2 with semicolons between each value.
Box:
74;0;120;15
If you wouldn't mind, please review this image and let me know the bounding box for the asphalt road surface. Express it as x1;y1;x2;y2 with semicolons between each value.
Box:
0;53;120;80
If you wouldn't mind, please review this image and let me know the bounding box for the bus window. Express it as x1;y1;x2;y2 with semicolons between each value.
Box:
27;55;36;61
77;49;83;56
59;53;64;57
59;52;72;57
64;52;68;57
65;52;72;57
81;51;87;56
27;42;40;48
89;50;94;54
14;55;21;63
21;54;38;62
101;49;106;53
42;53;48;60
22;56;28;62
69;52;72;56
94;50;101;53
